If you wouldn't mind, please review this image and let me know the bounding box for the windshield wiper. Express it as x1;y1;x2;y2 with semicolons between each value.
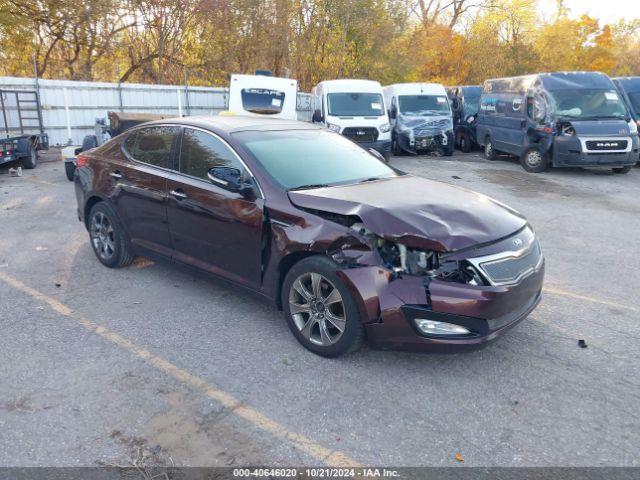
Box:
358;177;382;183
289;183;330;191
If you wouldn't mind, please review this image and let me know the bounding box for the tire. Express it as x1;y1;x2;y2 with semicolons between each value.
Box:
282;256;364;358
444;144;454;156
64;161;76;181
383;151;390;163
484;137;498;160
88;202;134;268
81;135;98;152
21;142;37;169
460;133;472;153
612;166;631;174
391;136;402;156
520;147;549;173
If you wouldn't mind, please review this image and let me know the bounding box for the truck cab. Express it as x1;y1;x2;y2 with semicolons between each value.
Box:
228;74;298;120
312;79;391;160
383;83;454;156
447;85;482;153
476;72;639;173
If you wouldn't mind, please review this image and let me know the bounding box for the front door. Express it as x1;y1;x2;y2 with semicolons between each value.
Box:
166;127;264;289
111;125;179;257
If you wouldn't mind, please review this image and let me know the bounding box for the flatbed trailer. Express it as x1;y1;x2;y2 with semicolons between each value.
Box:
0;89;49;170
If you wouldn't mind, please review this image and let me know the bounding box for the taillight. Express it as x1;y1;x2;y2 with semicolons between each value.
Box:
76;154;89;167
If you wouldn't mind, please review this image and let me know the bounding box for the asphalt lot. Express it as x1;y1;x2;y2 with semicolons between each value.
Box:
1;151;639;469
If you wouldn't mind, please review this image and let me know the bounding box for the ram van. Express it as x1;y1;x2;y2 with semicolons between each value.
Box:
476;72;639;173
312;79;391;160
383;83;454;156
447;85;482;152
613;77;640;128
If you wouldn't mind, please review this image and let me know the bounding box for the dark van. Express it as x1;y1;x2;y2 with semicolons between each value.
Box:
476;72;639;173
613;77;640;128
447;85;482;152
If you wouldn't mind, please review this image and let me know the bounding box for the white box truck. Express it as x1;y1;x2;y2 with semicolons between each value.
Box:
311;79;391;160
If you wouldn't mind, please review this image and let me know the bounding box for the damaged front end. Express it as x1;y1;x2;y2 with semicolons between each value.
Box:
395;115;454;155
322;214;544;352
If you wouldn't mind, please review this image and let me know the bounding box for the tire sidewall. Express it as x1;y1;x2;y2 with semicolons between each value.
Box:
65;161;76;181
22;143;37;169
484;137;497;160
282;256;363;358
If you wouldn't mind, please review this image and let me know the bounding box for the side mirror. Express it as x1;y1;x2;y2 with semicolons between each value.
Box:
368;148;386;162
208;166;251;194
389;107;397;119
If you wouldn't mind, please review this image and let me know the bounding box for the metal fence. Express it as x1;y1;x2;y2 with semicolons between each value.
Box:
0;76;313;146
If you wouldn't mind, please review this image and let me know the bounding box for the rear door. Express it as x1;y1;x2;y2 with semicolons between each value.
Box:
166;127;264;289
111;125;179;257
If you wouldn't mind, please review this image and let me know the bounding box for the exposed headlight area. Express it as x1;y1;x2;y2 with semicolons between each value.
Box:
326;122;341;133
629;119;638;134
379;122;391;133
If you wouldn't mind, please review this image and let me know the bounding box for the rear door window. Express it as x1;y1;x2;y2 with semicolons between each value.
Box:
241;89;285;115
178;128;245;180
124;126;179;168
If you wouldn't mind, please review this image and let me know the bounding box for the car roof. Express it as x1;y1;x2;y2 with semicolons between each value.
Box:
142;114;321;133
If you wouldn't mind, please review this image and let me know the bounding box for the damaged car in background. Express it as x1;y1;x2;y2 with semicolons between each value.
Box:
74;116;544;357
476;71;639;173
383;83;455;156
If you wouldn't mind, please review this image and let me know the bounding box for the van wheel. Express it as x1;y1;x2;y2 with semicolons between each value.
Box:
460;133;472;153
520;147;549;173
282;256;364;358
612;166;631;174
64;161;76;181
484;137;498;160
391;137;402;156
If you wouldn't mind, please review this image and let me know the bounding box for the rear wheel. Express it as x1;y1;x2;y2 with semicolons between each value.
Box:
64;161;76;181
21;142;37;169
520;147;549;173
612;166;631;174
282;256;364;357
88;202;134;268
484;137;498;160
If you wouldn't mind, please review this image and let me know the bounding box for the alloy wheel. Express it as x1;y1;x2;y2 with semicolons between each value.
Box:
289;272;346;346
526;150;542;167
90;212;116;261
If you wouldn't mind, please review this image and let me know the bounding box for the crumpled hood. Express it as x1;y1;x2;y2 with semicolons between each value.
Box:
397;114;453;133
288;175;527;252
565;119;633;136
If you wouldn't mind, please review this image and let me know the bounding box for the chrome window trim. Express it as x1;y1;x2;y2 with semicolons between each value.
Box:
467;236;543;287
579;136;632;153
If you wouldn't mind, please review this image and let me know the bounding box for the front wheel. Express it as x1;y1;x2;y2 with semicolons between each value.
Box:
520;147;549;173
391;137;402;156
612;166;631;174
282;256;364;357
64;161;76;181
88;202;134;268
460;133;472;153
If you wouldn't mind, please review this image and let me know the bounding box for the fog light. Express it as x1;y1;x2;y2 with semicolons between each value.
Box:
414;319;470;336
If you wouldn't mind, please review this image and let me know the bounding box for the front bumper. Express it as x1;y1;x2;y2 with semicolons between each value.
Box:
552;135;639;167
338;256;545;353
397;130;454;154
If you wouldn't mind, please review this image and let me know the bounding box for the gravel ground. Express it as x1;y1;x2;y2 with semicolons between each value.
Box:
0;152;638;468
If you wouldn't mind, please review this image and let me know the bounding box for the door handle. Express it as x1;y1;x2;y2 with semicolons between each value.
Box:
170;189;187;199
110;171;123;179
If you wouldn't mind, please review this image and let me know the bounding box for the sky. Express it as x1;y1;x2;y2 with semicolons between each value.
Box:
538;0;640;25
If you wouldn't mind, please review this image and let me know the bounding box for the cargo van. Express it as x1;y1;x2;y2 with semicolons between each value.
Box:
383;83;454;156
228;74;298;120
613;77;640;127
476;72;639;173
447;85;482;152
312;79;391;160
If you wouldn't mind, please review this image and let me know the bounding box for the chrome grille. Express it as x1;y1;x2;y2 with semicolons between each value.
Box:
479;241;542;285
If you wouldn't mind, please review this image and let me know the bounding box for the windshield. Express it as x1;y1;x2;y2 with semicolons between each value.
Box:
241;88;284;115
463;96;480;116
627;92;640;116
234;129;397;190
549;89;629;120
327;93;384;117
399;95;450;116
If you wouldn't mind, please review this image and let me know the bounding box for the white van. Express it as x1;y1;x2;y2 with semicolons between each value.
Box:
228;74;298;120
312;79;391;160
383;83;454;156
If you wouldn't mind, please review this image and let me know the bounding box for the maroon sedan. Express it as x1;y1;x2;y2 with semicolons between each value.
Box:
74;116;544;357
